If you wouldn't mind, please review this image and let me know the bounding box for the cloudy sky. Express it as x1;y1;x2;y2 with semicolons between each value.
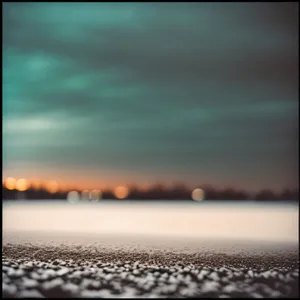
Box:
3;3;298;191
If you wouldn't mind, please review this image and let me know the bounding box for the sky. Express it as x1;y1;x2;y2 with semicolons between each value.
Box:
3;3;299;191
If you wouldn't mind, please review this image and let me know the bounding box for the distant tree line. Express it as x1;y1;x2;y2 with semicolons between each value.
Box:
2;183;299;202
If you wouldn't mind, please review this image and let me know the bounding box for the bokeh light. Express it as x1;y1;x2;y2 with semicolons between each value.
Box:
15;178;29;191
46;180;59;194
191;188;205;201
81;190;90;200
67;191;80;204
114;186;129;199
90;189;102;202
5;177;16;190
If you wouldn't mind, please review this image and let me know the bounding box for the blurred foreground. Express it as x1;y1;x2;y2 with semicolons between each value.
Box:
3;201;298;298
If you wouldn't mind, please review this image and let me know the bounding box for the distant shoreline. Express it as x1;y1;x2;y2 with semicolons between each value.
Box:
3;201;298;243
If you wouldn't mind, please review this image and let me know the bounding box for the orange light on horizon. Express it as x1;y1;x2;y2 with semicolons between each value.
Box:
191;188;205;201
5;177;16;190
114;186;129;199
15;178;29;191
46;180;59;194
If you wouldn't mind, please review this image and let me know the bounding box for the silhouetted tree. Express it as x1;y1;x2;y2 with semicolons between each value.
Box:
200;185;218;200
147;183;167;200
254;189;277;201
101;188;114;199
168;182;189;200
128;184;140;199
2;183;297;202
278;188;299;201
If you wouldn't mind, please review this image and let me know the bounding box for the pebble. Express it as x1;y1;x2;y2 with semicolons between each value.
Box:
44;269;56;277
180;287;196;297
23;278;39;289
209;271;220;281
2;257;299;298
153;271;160;277
56;267;69;276
248;270;254;278
251;292;263;298
13;269;25;278
223;284;238;293
133;269;140;276
2;283;17;296
61;282;79;294
201;281;220;293
42;278;64;290
18;289;44;298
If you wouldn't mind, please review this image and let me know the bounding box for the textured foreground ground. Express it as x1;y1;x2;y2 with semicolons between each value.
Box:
2;232;299;298
3;202;298;297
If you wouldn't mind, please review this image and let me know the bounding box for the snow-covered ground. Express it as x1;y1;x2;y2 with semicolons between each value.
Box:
3;200;298;244
3;201;299;298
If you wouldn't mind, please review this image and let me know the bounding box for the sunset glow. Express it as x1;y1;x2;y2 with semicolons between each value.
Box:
5;177;16;190
114;186;129;199
15;178;29;191
46;180;59;194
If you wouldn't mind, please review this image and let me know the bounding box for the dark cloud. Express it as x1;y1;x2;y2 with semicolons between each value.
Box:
3;3;298;190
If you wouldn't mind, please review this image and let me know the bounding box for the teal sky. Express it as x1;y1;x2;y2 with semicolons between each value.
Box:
3;3;298;191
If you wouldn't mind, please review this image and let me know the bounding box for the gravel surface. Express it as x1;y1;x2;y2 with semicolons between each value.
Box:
3;201;299;299
2;243;299;298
